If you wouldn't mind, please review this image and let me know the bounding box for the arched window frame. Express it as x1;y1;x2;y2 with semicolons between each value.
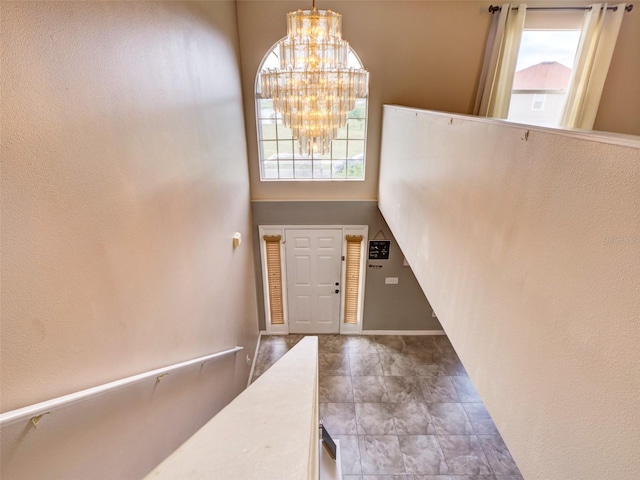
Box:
255;40;368;181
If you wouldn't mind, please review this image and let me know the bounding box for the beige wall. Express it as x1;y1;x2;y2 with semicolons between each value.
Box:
0;2;259;479
379;106;640;479
594;3;640;135
237;0;639;202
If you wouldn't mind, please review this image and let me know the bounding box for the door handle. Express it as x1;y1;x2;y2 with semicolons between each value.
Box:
334;289;340;294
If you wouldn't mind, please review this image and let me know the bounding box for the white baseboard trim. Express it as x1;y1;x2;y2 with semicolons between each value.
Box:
361;330;446;336
259;330;445;337
246;332;265;388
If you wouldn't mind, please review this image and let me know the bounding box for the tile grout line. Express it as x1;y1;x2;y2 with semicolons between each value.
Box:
272;335;520;479
346;341;364;476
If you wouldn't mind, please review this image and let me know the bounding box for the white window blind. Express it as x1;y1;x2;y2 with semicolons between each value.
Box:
344;235;363;324
264;235;284;325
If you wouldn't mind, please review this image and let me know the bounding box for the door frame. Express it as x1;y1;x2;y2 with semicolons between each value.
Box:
259;225;368;335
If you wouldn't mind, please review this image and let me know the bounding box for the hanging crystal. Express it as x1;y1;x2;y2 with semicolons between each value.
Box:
259;4;369;155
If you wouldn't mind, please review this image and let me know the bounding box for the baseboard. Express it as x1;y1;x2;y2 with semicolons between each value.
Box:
259;330;445;336
246;332;265;387
361;330;446;336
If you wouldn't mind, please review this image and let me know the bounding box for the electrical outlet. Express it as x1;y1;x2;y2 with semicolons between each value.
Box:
385;277;399;284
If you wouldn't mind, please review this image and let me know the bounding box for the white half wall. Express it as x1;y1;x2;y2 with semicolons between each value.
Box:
144;337;319;480
379;106;640;480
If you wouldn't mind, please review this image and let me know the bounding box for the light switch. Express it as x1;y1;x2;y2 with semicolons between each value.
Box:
385;277;399;284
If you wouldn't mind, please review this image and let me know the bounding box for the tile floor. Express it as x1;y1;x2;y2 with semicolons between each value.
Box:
252;334;523;480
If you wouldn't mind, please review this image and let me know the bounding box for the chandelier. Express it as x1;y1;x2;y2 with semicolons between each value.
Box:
259;1;369;155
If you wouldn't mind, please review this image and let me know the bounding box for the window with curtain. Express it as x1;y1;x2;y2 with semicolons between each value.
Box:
255;42;368;181
476;3;628;130
509;30;581;126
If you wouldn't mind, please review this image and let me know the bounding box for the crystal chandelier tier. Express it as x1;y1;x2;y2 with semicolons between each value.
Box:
260;1;369;155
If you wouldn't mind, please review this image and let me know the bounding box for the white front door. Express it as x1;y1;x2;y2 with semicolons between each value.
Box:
285;229;342;334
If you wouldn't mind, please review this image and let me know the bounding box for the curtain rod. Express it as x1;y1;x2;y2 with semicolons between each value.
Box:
489;4;634;13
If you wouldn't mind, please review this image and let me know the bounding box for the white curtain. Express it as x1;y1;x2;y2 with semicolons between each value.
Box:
561;3;626;129
475;4;527;118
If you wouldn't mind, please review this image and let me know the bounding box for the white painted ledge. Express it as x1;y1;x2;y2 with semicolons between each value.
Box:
385;104;640;148
144;336;319;480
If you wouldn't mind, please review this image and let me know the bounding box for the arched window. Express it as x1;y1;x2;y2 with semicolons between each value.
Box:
255;42;368;181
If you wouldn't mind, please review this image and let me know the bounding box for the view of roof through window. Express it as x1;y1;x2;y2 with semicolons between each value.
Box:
508;30;581;127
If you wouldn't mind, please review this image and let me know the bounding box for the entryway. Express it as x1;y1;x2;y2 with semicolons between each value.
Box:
259;225;368;335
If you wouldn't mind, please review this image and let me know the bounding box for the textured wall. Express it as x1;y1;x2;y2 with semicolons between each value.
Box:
379;106;640;479
594;5;640;135
237;0;640;202
1;2;259;479
251;201;442;332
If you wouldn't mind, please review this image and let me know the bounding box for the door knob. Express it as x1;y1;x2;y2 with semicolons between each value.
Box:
334;289;340;294
335;282;340;286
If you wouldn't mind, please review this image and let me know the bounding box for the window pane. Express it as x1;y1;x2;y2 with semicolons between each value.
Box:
260;141;278;159
263;50;280;70
348;118;366;139
335;126;349;139
277;123;293;139
278;160;294;179
346;158;364;179
508;30;581;127
294;160;313;178
314;148;332;161
277;140;294;156
347;140;365;159
331;160;347;179
348;99;367;119
331;140;348;159
347;50;361;68
313;160;332;179
293;150;311;161
259;120;277;140
515;30;581;72
258;99;275;119
262;160;279;179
